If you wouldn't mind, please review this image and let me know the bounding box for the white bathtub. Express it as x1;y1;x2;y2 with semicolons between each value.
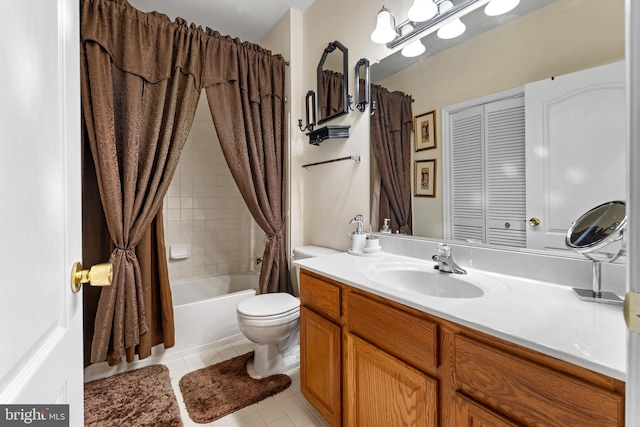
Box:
84;272;259;381
162;272;259;359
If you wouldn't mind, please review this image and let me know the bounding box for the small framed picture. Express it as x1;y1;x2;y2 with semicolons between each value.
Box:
414;110;437;151
415;159;436;197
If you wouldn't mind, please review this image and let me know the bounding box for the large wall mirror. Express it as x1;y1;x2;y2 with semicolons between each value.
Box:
370;0;625;257
317;40;349;125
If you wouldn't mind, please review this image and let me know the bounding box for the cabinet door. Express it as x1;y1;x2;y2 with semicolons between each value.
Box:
344;333;437;427
456;393;521;427
300;306;341;426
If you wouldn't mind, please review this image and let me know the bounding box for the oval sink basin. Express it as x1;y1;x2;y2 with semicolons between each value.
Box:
362;262;509;299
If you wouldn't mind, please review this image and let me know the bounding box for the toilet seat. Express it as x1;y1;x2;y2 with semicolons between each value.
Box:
237;293;300;318
238;310;299;327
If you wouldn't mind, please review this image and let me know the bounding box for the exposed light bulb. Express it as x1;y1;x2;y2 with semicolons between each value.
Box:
437;18;465;39
436;1;465;40
371;6;397;44
407;0;437;23
484;0;520;16
402;40;426;57
400;24;425;57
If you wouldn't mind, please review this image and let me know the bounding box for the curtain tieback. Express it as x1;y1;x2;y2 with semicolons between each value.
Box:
267;223;286;240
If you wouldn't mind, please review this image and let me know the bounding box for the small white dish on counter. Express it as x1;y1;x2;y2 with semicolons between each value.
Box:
348;248;383;257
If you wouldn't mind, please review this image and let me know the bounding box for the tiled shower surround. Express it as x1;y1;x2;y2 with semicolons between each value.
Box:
163;117;264;281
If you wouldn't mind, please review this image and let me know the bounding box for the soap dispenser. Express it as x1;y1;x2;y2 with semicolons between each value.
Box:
347;215;366;253
380;218;392;233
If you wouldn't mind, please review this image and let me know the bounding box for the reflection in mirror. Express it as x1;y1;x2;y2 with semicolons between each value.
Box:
370;84;414;235
317;41;349;125
369;0;625;257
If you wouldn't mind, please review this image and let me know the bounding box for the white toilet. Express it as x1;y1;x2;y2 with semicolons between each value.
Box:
236;245;339;376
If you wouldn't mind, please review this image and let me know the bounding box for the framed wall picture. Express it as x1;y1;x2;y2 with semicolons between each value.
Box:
414;110;437;151
415;159;436;197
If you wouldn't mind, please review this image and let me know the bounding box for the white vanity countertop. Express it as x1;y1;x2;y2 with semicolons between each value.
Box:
294;252;627;381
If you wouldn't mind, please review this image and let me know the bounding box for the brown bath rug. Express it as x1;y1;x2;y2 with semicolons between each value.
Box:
179;351;291;423
84;364;183;427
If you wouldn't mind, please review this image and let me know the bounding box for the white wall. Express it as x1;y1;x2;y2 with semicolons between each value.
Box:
297;0;400;251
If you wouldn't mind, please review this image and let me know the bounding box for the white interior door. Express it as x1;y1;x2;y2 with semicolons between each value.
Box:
627;1;640;424
0;0;83;425
525;61;626;251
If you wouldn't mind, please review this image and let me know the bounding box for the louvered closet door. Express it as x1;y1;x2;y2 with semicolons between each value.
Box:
485;97;526;247
450;106;485;243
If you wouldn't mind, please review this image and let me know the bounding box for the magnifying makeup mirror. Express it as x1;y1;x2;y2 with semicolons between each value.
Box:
565;200;626;305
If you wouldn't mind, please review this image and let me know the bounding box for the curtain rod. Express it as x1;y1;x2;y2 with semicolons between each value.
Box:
302;154;360;169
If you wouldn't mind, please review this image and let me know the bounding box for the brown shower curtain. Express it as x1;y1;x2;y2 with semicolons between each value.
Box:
81;0;205;364
203;33;292;294
371;84;414;235
81;0;292;364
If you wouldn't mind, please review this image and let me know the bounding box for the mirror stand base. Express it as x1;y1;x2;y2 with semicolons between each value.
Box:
572;288;623;306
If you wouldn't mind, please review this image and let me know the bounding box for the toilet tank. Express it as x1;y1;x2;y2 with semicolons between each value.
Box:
291;245;340;296
293;245;340;260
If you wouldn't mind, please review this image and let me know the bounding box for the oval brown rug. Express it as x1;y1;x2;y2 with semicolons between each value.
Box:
84;364;182;427
179;351;291;423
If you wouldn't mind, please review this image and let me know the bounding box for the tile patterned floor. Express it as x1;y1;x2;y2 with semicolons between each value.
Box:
87;338;331;427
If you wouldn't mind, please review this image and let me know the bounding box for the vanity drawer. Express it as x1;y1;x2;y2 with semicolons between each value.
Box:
345;291;438;373
454;334;624;426
300;270;341;322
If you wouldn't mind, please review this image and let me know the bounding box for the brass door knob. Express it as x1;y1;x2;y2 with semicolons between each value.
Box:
529;217;541;227
70;262;113;293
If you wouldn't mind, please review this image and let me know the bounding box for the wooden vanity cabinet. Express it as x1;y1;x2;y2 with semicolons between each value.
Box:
299;269;625;427
299;271;342;426
454;334;625;426
344;332;438;426
344;290;440;426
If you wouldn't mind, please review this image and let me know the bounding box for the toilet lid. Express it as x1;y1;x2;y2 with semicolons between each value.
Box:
237;293;300;317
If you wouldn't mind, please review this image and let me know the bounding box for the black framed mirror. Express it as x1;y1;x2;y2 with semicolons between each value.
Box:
317;40;349;125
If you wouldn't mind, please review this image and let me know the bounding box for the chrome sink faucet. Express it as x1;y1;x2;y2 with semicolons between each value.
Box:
432;243;467;274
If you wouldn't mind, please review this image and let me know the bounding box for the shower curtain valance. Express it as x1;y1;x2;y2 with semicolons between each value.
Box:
82;0;287;90
81;0;291;365
81;0;206;87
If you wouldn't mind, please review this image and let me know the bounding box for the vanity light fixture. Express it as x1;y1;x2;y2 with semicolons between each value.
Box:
401;25;426;57
374;0;517;51
370;6;397;44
